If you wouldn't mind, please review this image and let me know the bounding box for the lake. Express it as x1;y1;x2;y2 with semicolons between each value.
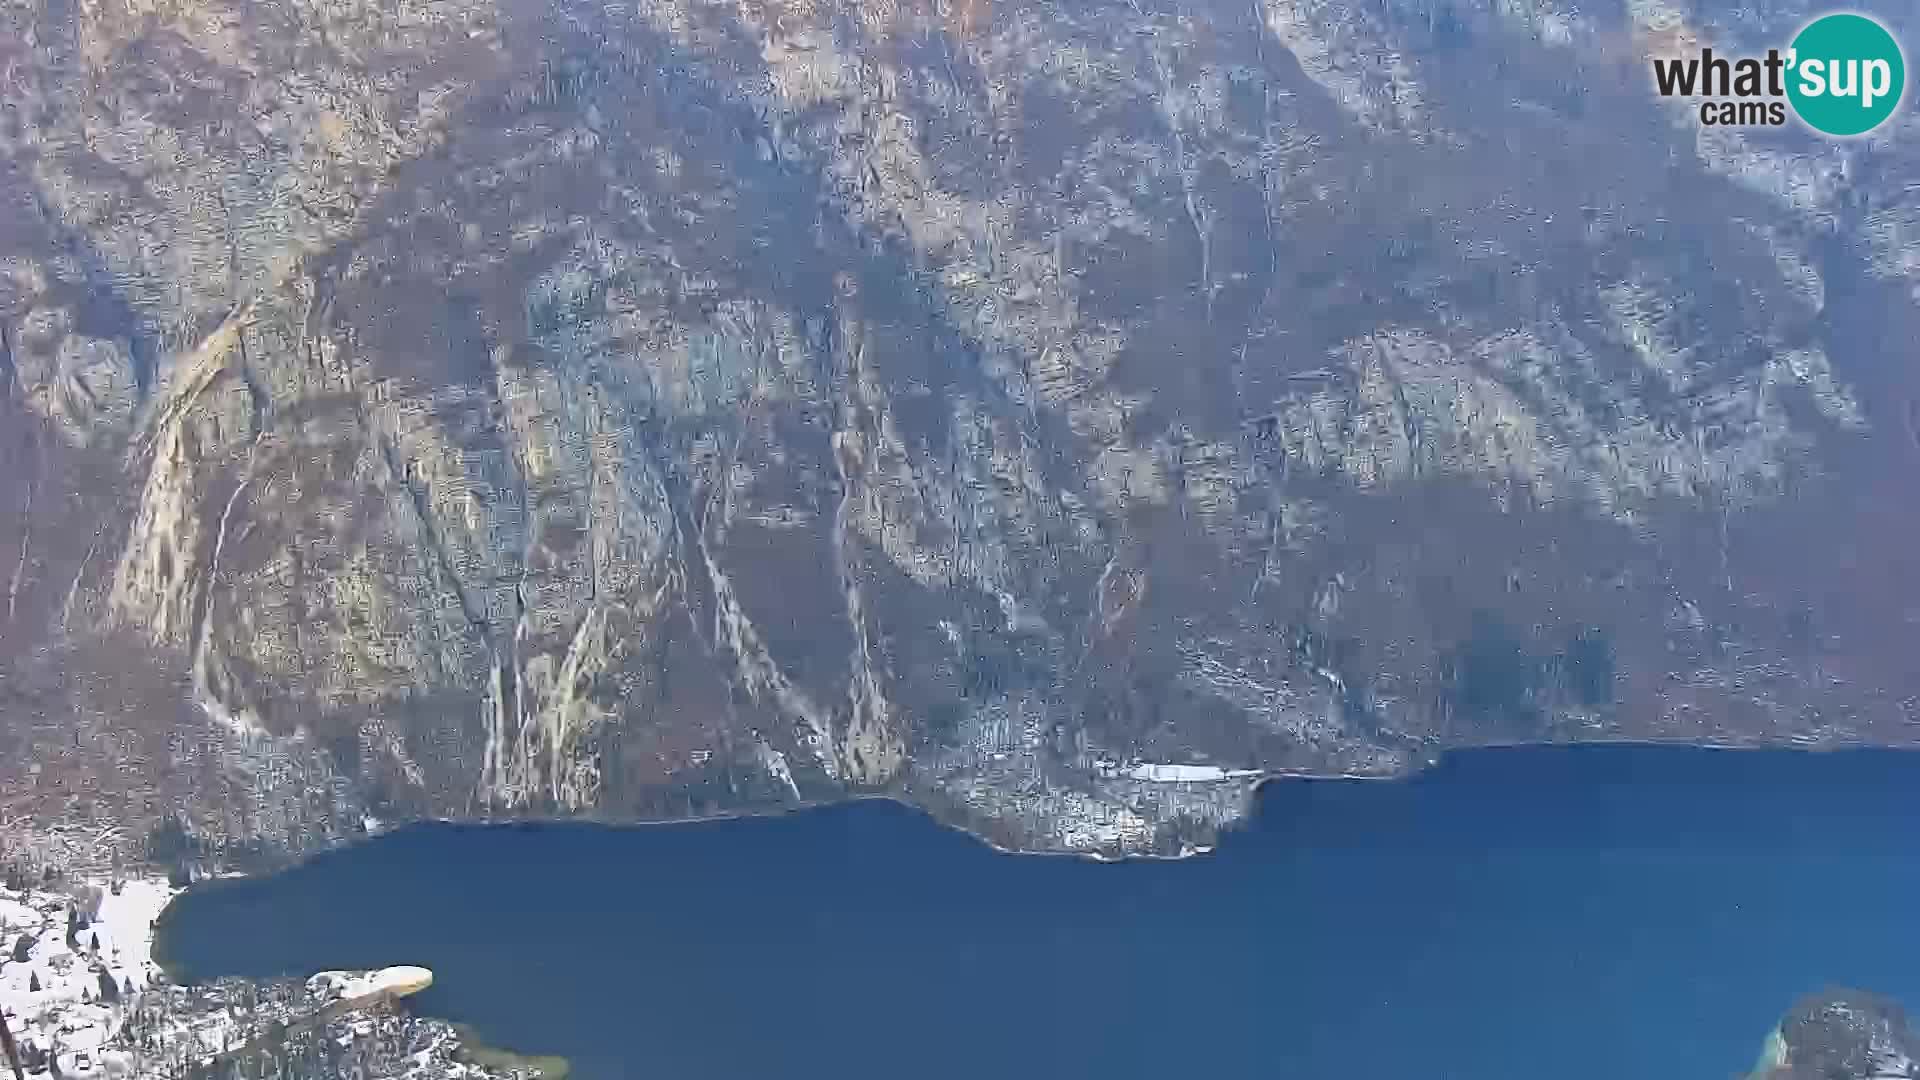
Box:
156;745;1920;1080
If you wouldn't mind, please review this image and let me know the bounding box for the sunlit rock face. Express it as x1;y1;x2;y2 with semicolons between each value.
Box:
3;0;1919;858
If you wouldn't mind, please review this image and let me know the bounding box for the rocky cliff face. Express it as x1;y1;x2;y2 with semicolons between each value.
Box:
3;0;1919;859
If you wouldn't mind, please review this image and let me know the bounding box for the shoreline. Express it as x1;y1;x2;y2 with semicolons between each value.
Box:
449;1023;573;1080
146;735;1920;907
140;739;1920;1080
0;872;178;1076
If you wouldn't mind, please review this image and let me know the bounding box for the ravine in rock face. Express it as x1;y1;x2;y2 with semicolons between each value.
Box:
4;0;1920;859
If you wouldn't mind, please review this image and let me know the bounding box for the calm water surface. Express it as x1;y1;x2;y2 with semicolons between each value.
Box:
158;746;1920;1080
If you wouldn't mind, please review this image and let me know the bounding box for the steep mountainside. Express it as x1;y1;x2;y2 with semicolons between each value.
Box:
3;0;1919;858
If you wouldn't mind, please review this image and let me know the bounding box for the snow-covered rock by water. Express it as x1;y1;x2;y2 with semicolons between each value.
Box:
1755;988;1920;1080
1125;763;1263;784
309;965;435;1002
0;875;177;1077
2;875;529;1079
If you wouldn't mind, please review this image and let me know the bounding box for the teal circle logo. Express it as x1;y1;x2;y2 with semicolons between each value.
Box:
1787;13;1905;136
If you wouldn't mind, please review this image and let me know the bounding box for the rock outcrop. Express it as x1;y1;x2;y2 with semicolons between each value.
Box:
1754;990;1920;1080
3;0;1920;859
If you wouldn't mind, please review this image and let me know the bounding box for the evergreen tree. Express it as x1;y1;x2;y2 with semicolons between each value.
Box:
9;932;31;962
88;931;99;954
29;972;40;993
98;968;120;1003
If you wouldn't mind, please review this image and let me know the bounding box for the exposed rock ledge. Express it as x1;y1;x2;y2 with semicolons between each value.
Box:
5;0;1920;867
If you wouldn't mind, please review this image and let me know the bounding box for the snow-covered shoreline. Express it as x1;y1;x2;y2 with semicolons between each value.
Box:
0;874;178;1076
3;870;542;1079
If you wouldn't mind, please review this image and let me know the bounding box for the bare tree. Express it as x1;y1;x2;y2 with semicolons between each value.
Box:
0;1009;25;1080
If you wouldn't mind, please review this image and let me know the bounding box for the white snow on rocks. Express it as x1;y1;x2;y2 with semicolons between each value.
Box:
0;874;178;1077
1125;763;1263;784
309;965;435;1003
3;876;524;1079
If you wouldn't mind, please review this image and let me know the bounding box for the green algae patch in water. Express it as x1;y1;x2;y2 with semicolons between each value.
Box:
451;1023;572;1080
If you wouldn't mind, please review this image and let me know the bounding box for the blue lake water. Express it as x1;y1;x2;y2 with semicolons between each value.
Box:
156;746;1920;1080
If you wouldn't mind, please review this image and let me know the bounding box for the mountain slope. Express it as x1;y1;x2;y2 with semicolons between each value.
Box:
3;0;1919;858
